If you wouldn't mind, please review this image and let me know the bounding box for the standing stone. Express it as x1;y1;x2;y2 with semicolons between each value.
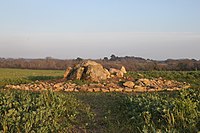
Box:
121;66;127;74
76;67;85;80
63;67;72;79
68;67;84;80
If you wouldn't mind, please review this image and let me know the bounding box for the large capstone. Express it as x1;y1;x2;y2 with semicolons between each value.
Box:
64;60;111;82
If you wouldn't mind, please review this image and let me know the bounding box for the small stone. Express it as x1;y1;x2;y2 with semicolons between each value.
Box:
24;87;29;90
35;87;40;91
116;71;124;78
54;83;63;88
74;89;79;92
134;86;146;92
5;85;11;88
101;88;109;92
109;87;115;92
147;89;156;92
79;86;88;91
166;88;174;91
93;88;101;92
65;88;74;92
115;88;123;92
87;88;94;92
89;83;98;88
16;85;20;89
123;81;135;88
38;84;44;89
124;88;133;93
56;86;64;91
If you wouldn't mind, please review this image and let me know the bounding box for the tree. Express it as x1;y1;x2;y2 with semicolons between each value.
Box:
103;57;108;60
76;57;83;61
110;54;117;61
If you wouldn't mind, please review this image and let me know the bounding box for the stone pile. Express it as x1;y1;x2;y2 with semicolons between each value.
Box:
5;78;190;93
122;78;190;92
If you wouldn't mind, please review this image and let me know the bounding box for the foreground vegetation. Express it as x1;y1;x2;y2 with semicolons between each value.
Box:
0;68;199;132
0;89;199;132
0;90;94;132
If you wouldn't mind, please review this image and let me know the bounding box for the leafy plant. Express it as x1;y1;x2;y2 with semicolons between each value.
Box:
0;90;94;132
105;89;200;132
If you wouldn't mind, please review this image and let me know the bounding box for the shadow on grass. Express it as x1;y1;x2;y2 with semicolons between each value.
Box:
27;76;62;81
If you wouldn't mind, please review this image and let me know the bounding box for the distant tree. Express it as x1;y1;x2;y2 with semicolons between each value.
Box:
110;54;116;58
103;57;108;61
110;54;118;61
76;57;83;61
46;56;53;59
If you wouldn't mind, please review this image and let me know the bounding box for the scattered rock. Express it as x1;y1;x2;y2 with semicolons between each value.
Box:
137;78;151;86
115;88;123;92
124;88;133;93
93;88;101;92
116;71;124;78
134;86;147;92
54;83;63;88
147;89;156;92
109;87;115;92
74;89;79;92
109;68;124;78
5;77;190;93
79;85;88;91
123;81;135;88
87;88;94;92
65;88;74;92
101;88;109;92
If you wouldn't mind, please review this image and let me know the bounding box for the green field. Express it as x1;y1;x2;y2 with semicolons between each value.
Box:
0;68;64;88
0;68;199;132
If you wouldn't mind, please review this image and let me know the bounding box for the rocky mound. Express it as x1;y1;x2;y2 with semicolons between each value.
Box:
63;60;126;82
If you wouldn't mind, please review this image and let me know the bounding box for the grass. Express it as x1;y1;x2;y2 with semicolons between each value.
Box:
0;68;199;132
0;68;63;88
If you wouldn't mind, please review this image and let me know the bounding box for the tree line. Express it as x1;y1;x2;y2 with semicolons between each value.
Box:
0;55;199;71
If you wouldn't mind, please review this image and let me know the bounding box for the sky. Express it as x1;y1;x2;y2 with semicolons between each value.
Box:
0;0;200;60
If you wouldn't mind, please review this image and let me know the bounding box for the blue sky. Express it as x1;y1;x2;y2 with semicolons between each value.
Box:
0;0;200;59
